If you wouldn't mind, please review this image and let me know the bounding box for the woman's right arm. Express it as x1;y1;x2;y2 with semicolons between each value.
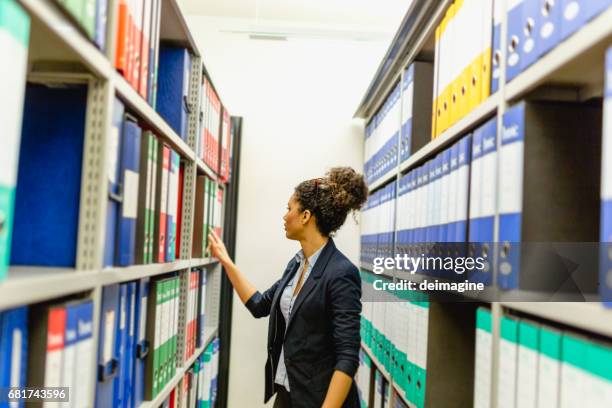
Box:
207;229;279;318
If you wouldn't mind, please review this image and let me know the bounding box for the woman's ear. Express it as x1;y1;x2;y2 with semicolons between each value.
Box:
301;209;311;225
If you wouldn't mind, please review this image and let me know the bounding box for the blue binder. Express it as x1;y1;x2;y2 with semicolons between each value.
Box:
123;282;137;408
132;278;150;408
536;0;562;58
520;0;540;72
104;98;125;267
491;0;503;93
455;134;472;244
506;0;525;82
116;115;142;266
157;45;192;140
0;306;28;408
96;284;120;408
497;103;526;290
114;284;128;407
401;66;414;163
94;0;108;50
11;84;87;267
560;0;612;40
601;48;612;306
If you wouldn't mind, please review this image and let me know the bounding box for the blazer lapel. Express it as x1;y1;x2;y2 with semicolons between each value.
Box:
285;239;336;334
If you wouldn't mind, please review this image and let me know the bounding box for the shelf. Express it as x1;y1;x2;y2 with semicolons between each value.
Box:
100;260;193;285
191;258;218;268
399;93;499;174
114;74;194;160
505;7;612;102
196;158;218;180
140;326;218;408
360;342;415;408
0;267;98;310
501;302;612;338
22;0;112;79
160;0;200;56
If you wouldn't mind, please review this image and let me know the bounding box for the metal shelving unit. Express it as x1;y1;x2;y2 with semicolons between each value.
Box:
357;1;612;406
2;1;231;407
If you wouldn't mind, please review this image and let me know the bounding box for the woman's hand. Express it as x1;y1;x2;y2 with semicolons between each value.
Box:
207;228;233;266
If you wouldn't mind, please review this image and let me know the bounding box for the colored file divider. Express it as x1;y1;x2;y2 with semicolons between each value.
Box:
432;0;493;138
505;0;612;83
105;99;184;268
11;84;88;268
0;0;30;282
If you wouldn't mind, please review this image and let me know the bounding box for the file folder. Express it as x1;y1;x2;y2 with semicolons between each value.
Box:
497;316;518;408
0;0;29;281
12;84;87;267
133;278;150;408
104;99;125;267
516;320;540;408
116;114;142;266
157;46;192;141
96;284;120;408
497;101;601;291
474;308;492;408
536;326;562;407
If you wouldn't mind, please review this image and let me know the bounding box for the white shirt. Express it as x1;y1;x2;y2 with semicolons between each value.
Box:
274;244;325;391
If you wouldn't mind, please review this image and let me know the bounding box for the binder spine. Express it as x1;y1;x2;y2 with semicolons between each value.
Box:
498;103;526;289
601;47;612;305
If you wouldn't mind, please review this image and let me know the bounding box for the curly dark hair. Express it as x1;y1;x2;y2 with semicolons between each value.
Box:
294;167;368;236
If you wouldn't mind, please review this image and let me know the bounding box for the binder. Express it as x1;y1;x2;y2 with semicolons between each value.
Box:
28;304;66;408
0;306;28;408
123;282;137;408
157;46;192;141
116;114;142;266
414;300;428;408
602;47;612;306
536;326;562;407
536;0;562;58
94;0;108;50
475;118;497;285
474;308;492;408
149;0;162;107
479;0;493;102
61;302;80;408
176;162;184;257
104;98;125;267
447;144;459;278
12;84;87;267
497;101;601;291
131;0;144;90
506;0;525;82
220;110;232;183
115;0;129;76
560;0;612;41
96;284;120;408
192;176;206;258
144;278;164;399
166;151;180;262
133;278;150;408
136;131;156;264
559;332;588;407
0;0;29;281
148;136;159;263
468;127;483;277
516;320;540;408
154;144;171;263
491;0;503;93
113;284;128;407
497;316;518;408
74;301;94;408
138;0;152;97
520;0;540;72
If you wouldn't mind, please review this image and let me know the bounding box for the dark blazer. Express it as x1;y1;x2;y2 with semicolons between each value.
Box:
245;239;362;408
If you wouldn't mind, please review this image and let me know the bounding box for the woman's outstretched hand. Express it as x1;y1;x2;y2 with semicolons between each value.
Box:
207;228;232;266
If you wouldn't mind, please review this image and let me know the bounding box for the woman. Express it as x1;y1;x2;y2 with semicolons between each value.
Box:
207;167;368;408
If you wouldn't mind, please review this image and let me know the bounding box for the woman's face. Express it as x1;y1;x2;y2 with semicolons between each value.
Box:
283;195;306;240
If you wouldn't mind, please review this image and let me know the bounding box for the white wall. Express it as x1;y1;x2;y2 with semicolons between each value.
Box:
186;16;387;407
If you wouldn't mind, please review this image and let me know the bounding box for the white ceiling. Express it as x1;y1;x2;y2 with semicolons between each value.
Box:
180;0;411;29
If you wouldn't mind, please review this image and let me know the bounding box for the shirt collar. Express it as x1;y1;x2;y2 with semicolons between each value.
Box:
294;240;327;267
